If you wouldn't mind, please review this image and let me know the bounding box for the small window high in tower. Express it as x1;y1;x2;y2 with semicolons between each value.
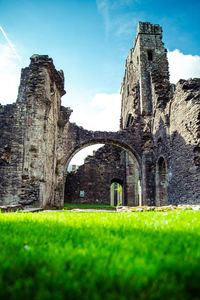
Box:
147;50;153;61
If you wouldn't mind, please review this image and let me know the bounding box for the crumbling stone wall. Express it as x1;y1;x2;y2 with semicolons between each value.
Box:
64;145;125;205
152;78;200;205
0;55;70;208
0;55;142;208
0;21;199;208
0;103;23;204
121;22;200;205
64;144;141;206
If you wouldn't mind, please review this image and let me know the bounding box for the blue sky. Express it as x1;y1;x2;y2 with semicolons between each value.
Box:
0;0;200;164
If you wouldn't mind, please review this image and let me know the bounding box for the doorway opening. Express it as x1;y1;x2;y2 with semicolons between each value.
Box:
110;179;123;206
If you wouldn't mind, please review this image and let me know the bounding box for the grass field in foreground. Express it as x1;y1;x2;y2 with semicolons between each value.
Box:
0;211;199;300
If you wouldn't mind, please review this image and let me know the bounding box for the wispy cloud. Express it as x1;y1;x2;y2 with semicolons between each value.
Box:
0;26;23;67
96;0;110;36
96;0;139;37
115;17;139;36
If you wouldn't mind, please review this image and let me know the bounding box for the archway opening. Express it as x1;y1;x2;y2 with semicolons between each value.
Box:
110;179;123;206
64;143;141;207
156;157;167;206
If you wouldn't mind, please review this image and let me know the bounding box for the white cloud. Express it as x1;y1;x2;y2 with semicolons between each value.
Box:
168;49;200;84
69;92;121;131
91;92;121;130
69;144;104;167
0;43;21;104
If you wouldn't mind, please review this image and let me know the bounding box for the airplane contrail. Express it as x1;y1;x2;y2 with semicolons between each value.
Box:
0;25;23;66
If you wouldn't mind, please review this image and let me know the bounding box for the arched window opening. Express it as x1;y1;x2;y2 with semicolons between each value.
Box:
110;179;123;206
123;152;141;206
157;137;162;146
156;157;167;206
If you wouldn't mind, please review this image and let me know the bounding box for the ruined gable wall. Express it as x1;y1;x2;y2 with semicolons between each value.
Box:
0;55;67;208
17;55;66;208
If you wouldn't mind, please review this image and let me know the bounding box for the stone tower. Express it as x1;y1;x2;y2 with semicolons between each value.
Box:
121;22;170;129
121;21;200;206
120;22;171;206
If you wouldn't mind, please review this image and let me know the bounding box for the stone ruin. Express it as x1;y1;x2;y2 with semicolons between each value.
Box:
0;22;200;209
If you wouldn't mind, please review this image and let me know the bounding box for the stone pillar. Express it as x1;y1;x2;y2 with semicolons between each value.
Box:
141;150;155;206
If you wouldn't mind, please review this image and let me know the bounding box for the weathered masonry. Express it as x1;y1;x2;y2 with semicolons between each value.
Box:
64;145;140;207
0;22;200;208
64;145;127;206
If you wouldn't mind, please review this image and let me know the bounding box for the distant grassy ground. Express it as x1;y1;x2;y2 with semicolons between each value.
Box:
64;203;116;210
0;210;199;300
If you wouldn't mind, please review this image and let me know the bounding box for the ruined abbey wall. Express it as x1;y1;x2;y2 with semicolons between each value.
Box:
121;22;200;206
0;22;199;208
152;78;200;204
0;55;71;208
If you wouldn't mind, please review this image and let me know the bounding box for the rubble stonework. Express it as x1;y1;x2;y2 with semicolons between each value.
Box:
0;22;199;208
64;145;125;205
64;144;140;206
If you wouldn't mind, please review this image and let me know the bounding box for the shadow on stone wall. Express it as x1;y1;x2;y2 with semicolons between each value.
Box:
153;116;200;205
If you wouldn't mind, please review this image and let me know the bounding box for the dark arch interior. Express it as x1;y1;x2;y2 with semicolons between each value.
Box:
158;157;166;176
147;50;153;61
111;178;123;186
126;114;134;128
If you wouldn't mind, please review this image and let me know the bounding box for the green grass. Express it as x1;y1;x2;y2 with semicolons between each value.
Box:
64;203;116;210
0;210;199;300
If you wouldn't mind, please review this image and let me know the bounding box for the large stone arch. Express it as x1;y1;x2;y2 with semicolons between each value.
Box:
54;123;142;208
65;139;141;172
62;123;142;170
